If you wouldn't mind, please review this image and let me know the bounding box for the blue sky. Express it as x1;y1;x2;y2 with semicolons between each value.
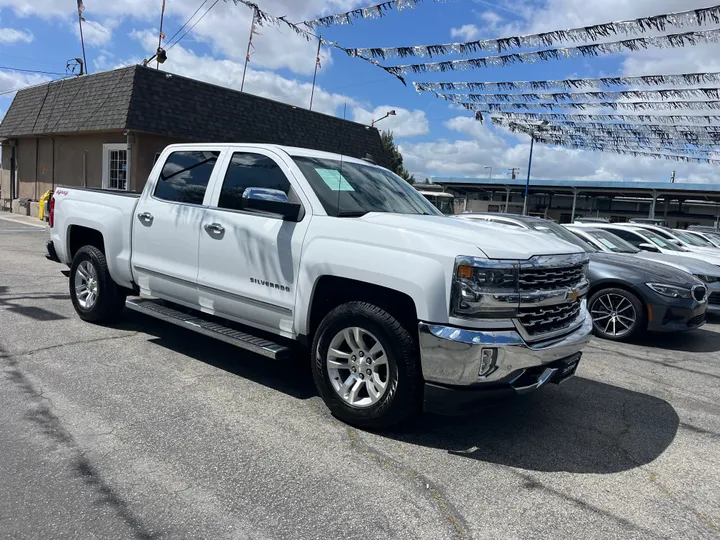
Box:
1;0;719;182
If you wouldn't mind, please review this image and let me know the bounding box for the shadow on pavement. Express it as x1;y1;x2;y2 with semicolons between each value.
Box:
384;377;679;474
110;310;317;401
637;327;720;353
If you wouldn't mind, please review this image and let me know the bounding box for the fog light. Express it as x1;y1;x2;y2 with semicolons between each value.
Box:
479;348;498;377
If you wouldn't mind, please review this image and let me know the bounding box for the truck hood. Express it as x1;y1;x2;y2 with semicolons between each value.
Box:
361;213;584;259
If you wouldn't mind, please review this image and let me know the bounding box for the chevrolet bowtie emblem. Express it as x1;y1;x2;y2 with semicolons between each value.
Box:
568;288;581;303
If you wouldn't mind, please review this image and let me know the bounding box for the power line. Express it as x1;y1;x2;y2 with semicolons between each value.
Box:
165;0;210;45
0;66;68;76
167;0;221;51
0;75;73;97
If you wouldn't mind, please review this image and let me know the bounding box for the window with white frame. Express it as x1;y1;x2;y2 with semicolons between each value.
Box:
102;144;128;190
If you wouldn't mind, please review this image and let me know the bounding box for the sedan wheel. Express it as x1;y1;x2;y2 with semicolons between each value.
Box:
589;288;645;341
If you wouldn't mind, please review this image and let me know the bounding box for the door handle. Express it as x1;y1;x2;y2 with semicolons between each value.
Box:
204;223;225;235
137;212;153;223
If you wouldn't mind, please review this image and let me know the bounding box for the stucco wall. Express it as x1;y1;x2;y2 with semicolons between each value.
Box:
132;132;187;191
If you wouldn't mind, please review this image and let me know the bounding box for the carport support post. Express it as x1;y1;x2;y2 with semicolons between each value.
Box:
504;186;511;213
570;188;579;223
649;190;659;219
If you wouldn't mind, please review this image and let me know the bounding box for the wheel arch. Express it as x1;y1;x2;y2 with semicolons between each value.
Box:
588;280;649;325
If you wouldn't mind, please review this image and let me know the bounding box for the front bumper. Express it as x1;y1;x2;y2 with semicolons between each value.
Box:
647;297;708;332
418;308;592;414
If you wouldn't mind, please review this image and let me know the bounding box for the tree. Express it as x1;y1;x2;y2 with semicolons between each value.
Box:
380;130;415;184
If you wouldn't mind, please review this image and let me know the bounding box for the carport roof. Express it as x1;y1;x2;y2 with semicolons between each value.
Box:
431;176;720;199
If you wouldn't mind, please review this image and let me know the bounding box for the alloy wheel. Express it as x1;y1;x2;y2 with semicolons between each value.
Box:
75;260;99;309
326;327;389;408
590;293;637;338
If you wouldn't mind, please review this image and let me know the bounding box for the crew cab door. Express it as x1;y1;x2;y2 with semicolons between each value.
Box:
196;148;311;337
131;148;222;305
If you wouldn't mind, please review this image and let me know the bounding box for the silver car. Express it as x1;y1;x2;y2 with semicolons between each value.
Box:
567;225;720;313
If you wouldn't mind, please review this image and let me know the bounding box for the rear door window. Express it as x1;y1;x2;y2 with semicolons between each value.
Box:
154;151;220;205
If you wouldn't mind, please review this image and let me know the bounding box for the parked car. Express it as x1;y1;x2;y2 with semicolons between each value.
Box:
629;218;669;226
572;222;720;266
45;144;593;429
566;225;720;314
622;223;720;255
456;213;708;341
680;229;720;249
573;217;610;224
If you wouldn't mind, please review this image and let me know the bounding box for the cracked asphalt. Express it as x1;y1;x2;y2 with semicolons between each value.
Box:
1;214;719;540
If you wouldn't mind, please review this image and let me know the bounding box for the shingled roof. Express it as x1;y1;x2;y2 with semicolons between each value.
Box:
0;65;386;164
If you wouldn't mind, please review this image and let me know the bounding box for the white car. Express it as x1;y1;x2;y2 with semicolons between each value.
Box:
624;223;720;255
681;229;720;249
46;143;592;429
571;222;720;266
567;225;720;313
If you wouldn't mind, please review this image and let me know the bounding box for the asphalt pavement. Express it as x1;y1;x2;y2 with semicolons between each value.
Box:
1;214;719;540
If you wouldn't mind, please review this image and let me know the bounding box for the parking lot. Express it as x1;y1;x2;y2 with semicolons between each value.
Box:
1;215;719;540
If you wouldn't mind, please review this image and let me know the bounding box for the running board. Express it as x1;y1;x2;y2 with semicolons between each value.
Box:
125;298;291;360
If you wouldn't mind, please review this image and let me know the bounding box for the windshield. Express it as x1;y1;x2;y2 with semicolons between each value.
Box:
705;232;720;247
526;220;597;253
584;229;639;253
292;156;441;217
675;230;714;247
434;197;455;215
644;231;687;252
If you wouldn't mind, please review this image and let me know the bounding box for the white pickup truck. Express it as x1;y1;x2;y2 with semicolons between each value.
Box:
47;143;592;428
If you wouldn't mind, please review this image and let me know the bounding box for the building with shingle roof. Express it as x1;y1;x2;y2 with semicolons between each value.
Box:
0;65;385;208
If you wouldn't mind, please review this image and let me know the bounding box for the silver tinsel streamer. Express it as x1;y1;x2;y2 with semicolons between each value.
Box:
346;5;720;58
528;140;720;164
474;109;720;125
301;0;448;30
476;100;720;112
437;87;720;103
384;28;720;75
490;118;720;144
414;72;720;93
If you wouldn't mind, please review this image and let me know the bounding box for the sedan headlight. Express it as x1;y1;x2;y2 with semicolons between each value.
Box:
451;257;519;319
646;283;693;299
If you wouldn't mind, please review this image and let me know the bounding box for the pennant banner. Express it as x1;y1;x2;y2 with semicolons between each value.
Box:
529;138;720;163
301;0;447;29
474;110;720;125
345;4;720;59
382;28;720;75
436;87;720;103
490;118;720;143
414;72;720;93
475;100;720;112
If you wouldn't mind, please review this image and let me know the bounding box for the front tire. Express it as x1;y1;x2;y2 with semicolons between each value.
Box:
312;302;421;430
589;287;646;341
69;245;126;323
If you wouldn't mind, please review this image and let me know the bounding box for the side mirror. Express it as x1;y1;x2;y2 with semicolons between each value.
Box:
638;242;660;252
242;188;302;221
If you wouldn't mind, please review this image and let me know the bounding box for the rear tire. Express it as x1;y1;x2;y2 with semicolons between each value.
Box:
589;287;646;341
69;245;126;323
312;301;421;430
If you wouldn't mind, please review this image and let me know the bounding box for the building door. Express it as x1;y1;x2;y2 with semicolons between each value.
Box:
102;144;128;190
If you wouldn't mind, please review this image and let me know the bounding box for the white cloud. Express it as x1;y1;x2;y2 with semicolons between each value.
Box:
450;24;480;41
352;106;430;138
0;27;33;44
127;30;357;116
0;70;50;96
73;19;117;46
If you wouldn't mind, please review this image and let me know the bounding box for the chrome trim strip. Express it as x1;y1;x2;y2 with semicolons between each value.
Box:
513;368;558;394
133;265;292;315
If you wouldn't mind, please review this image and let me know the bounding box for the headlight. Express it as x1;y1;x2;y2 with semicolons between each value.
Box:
451;258;519;319
646;283;692;299
696;274;719;284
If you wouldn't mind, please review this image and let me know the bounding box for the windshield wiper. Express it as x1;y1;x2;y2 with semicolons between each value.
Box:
336;211;368;218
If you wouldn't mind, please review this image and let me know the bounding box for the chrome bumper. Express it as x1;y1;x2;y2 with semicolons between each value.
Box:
418;304;593;387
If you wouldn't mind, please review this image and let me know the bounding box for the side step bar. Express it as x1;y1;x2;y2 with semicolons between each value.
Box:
125;298;291;360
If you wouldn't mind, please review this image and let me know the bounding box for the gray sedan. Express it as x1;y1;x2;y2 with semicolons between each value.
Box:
566;225;720;314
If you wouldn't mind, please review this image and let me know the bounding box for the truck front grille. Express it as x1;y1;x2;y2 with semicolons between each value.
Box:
517;301;583;338
518;263;585;291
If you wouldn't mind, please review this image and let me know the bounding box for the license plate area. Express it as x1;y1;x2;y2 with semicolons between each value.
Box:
551;352;581;384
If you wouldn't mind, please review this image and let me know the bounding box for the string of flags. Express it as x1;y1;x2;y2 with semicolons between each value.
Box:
473;110;720;126
344;4;720;59
301;0;448;30
475;100;720;113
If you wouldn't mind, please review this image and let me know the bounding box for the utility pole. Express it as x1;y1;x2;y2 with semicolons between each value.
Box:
670;170;676;183
508;168;519;180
